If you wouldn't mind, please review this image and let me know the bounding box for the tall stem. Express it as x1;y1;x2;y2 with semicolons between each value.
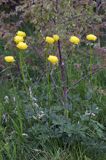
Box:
57;40;68;117
10;66;16;95
19;52;28;91
47;64;52;107
90;45;93;81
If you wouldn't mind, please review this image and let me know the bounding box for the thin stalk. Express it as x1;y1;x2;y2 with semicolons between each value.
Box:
19;52;28;92
45;44;49;73
68;46;75;83
10;66;16;96
90;45;93;81
19;53;36;109
21;54;31;84
45;44;52;106
47;65;52;107
57;40;68;117
10;66;23;134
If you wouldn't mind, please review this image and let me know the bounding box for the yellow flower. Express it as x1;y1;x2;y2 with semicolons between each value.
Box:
53;34;60;42
86;34;97;41
69;36;80;45
16;31;26;37
14;36;24;44
48;55;59;65
17;42;28;50
45;36;54;44
4;56;15;63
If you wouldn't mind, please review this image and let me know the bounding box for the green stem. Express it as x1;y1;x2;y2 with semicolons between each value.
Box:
47;64;52;106
10;67;16;95
45;44;49;73
10;65;19;108
45;44;51;106
19;52;28;91
19;54;36;108
10;65;23;136
69;46;75;82
64;110;69;118
22;56;31;84
90;46;93;81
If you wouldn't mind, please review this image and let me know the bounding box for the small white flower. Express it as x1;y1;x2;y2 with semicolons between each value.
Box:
37;111;45;119
91;113;96;116
4;96;9;103
33;149;42;152
85;110;96;117
22;133;28;137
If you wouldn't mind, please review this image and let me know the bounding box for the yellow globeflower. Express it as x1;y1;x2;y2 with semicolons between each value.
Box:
53;34;60;42
14;36;24;43
86;34;97;41
16;31;26;37
48;55;59;65
69;36;80;45
17;42;28;50
45;36;54;44
4;56;15;63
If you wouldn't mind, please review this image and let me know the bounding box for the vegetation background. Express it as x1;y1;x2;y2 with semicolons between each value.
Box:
0;0;106;160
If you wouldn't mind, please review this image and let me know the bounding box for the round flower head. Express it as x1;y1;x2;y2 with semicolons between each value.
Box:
86;34;97;41
69;36;80;45
4;56;15;63
17;42;28;50
53;34;60;42
16;31;26;37
48;55;59;65
14;36;24;44
45;36;54;44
